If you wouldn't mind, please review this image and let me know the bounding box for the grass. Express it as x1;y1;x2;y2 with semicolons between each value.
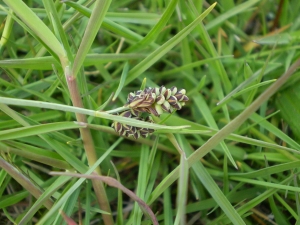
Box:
0;0;300;224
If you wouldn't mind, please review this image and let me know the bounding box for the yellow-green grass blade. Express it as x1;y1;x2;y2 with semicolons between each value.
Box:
183;187;263;214
0;9;14;53
188;5;232;95
2;0;65;59
185;3;231;118
0;5;60;63
2;4;156;52
56;187;81;225
227;101;300;151
233;79;277;98
0;53;144;70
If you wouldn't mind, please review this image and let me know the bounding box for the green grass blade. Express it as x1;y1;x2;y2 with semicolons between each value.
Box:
205;0;260;30
113;62;129;101
192;162;245;224
193;94;237;168
174;151;189;225
125;3;217;85
42;0;73;62
125;0;179;52
72;0;112;76
230;177;300;192
0;122;85;141
132;145;149;224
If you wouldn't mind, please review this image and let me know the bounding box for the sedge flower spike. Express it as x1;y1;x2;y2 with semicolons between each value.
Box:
112;86;189;139
111;110;154;139
126;86;189;117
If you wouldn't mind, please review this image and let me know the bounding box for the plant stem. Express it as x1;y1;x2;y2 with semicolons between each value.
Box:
105;106;130;114
65;67;113;224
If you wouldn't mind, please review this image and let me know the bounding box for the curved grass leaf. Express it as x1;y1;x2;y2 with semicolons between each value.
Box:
2;0;65;58
0;97;189;130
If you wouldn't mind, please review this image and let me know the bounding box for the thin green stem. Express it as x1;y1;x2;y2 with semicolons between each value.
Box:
105;106;130;114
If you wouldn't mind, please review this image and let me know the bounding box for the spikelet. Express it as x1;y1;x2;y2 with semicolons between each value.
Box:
126;86;189;116
112;86;188;139
111;110;154;139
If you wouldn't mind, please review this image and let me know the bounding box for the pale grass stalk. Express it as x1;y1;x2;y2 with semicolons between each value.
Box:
64;66;113;224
